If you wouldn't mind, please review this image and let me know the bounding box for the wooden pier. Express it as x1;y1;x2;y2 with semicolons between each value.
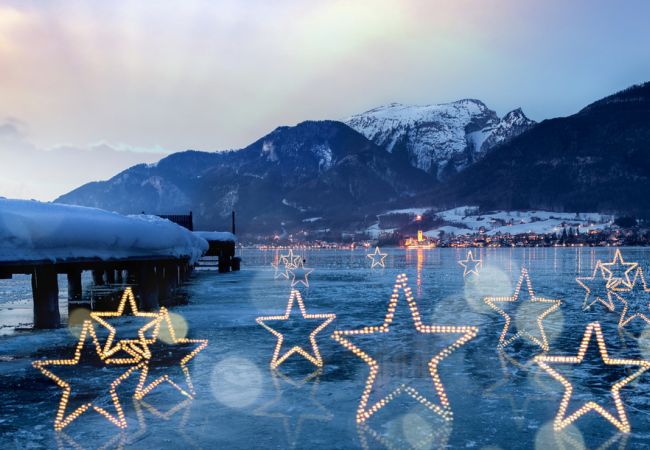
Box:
0;256;195;329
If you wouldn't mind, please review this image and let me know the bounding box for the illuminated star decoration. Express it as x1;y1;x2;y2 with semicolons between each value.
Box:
601;249;638;290
484;268;561;352
534;322;650;432
332;274;478;424
280;249;302;269
367;246;387;269
256;289;336;369
289;260;314;288
271;259;291;280
576;261;616;312
90;287;160;360
458;250;482;277
32;320;138;431
133;307;208;399
612;267;650;328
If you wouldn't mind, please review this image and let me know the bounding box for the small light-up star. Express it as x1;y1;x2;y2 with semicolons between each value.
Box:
256;290;336;368
612;267;650;328
32;320;138;430
133;307;208;399
280;249;302;269
484;268;561;351
271;259;291;280
601;249;638;290
90;287;160;360
576;261;615;312
534;322;650;432
367;246;387;269
332;274;478;424
458;250;482;277
289;260;314;288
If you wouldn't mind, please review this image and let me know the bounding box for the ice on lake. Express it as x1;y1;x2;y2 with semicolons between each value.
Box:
2;247;650;449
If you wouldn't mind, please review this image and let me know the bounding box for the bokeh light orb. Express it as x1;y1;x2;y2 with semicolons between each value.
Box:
211;356;263;409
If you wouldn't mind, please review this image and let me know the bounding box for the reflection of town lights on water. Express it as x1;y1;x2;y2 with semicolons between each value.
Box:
158;312;188;344
463;267;512;312
534;421;584;450
637;325;650;361
67;307;91;338
211;357;263;409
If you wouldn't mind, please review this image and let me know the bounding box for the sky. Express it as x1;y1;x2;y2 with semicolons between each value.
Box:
1;0;650;200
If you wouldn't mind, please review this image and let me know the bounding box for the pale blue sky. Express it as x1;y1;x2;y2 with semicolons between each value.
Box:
1;0;649;199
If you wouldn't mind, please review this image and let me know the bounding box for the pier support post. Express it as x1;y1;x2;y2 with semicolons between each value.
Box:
105;269;116;285
92;269;105;286
138;264;159;311
116;269;124;284
32;266;60;329
218;250;231;273
66;269;84;313
158;264;174;307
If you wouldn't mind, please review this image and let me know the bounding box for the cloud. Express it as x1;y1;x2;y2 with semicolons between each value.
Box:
0;117;167;201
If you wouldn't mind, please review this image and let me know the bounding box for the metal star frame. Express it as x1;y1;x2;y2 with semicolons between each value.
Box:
367;246;387;269
32;320;138;431
601;249;638;291
90;287;160;360
484;268;561;351
133;307;208;399
534;322;650;433
576;260;616;312
280;249;302;268
458;250;482;277
332;274;478;424
256;289;336;368
612;267;650;328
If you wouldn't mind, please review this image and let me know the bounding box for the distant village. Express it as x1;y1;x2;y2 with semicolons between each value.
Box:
254;207;650;248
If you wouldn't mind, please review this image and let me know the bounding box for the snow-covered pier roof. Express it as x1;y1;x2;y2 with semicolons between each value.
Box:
0;199;208;265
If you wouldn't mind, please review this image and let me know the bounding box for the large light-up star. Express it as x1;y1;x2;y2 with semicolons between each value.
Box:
613;267;650;328
458;250;482;277
367;246;387;269
289;260;314;288
601;249;638;290
332;274;478;424
32;320;138;430
484;268;561;351
534;322;650;432
576;261;615;312
256;290;336;368
133;307;208;399
90;287;160;360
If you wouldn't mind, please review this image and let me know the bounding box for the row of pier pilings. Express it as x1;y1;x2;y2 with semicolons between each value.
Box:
30;259;194;329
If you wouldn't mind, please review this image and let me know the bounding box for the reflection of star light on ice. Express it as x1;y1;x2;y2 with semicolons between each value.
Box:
256;289;335;368
32;320;138;431
332;274;478;424
288;260;314;288
613;267;650;328
484;268;561;351
458;250;482;277
253;369;332;449
367;246;387;268
575;260;615;312
534;322;650;433
133;307;208;400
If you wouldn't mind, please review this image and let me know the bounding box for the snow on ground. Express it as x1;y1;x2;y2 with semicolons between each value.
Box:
0;199;208;264
193;231;236;242
369;206;613;237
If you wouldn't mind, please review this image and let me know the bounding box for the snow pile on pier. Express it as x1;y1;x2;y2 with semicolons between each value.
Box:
0;199;208;263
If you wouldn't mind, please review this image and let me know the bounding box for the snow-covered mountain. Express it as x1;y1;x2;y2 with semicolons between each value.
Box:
345;100;535;179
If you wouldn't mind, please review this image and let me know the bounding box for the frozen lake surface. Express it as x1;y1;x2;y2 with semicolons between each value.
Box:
2;247;650;449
